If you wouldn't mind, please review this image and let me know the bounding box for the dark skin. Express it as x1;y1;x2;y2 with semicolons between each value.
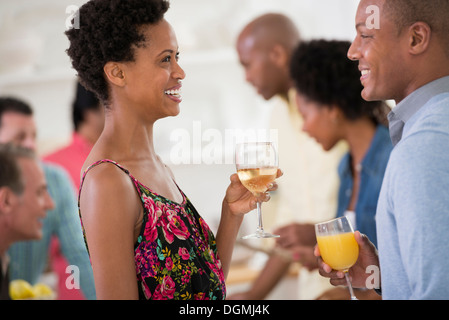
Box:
317;0;449;295
233;12;381;301
80;19;281;299
230;14;302;300
290;93;381;300
236;13;299;101
315;231;380;289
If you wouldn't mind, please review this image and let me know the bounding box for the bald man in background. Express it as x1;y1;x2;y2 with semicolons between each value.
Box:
230;14;347;300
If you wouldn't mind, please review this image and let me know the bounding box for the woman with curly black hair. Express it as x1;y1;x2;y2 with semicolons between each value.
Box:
290;40;392;299
66;0;279;300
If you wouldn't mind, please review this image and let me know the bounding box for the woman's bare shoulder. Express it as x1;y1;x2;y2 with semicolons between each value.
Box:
79;160;141;225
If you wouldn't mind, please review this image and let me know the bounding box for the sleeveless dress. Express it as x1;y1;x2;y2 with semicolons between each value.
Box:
78;159;226;300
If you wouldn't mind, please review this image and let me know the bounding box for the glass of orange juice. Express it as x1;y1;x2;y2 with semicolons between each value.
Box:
235;142;279;239
315;216;359;300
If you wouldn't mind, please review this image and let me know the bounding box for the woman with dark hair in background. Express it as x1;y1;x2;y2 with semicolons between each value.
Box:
45;82;104;191
66;0;279;300
289;40;392;300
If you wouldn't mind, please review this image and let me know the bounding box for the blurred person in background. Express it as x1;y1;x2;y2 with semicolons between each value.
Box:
43;82;104;300
231;13;347;300
0;97;96;300
44;81;104;190
290;39;392;299
0;144;54;300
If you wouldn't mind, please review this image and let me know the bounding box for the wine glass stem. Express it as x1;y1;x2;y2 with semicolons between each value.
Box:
256;201;265;235
344;272;357;300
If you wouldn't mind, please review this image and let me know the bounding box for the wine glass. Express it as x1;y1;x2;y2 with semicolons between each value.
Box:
235;142;279;239
315;216;359;300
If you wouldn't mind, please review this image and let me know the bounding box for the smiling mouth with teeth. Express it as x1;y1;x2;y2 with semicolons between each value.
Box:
361;70;370;76
360;70;371;84
165;89;182;97
164;88;182;103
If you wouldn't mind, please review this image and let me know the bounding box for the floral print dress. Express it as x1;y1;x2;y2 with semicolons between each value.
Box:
78;159;226;300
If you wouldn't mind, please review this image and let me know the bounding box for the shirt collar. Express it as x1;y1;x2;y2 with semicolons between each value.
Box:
388;76;449;146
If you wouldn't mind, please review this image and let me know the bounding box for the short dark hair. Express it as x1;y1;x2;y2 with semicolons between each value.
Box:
0;97;33;129
65;0;170;104
290;39;388;125
384;0;449;52
72;82;100;131
0;144;36;195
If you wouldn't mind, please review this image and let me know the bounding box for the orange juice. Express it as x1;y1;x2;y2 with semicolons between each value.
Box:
316;232;359;271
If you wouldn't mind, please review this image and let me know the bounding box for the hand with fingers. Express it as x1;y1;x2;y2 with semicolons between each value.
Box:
224;168;283;217
314;231;381;289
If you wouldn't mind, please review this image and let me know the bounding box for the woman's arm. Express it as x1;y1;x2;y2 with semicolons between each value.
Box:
79;164;141;299
216;170;281;279
215;196;245;280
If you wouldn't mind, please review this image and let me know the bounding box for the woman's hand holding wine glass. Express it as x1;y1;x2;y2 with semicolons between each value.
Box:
234;142;280;239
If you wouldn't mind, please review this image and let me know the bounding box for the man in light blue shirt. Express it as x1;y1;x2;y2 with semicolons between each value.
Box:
377;77;449;299
315;0;449;299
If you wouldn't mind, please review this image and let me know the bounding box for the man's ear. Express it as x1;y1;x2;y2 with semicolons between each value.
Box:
408;22;432;55
269;44;289;67
0;187;17;217
103;62;127;87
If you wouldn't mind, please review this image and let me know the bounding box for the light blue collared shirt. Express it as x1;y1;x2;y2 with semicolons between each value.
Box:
377;76;449;299
388;76;449;146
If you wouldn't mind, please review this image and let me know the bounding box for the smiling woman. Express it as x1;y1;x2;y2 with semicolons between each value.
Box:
65;0;278;300
101;19;186;121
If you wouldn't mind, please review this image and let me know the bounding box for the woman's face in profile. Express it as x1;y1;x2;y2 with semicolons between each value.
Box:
296;93;341;152
120;19;186;121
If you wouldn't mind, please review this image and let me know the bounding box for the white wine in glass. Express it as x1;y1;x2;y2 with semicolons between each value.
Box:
235;142;279;239
315;216;359;300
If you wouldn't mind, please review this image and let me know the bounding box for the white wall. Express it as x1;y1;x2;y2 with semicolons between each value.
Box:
0;0;360;234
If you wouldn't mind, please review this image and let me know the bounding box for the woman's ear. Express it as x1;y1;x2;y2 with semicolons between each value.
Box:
103;62;126;87
328;104;344;125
